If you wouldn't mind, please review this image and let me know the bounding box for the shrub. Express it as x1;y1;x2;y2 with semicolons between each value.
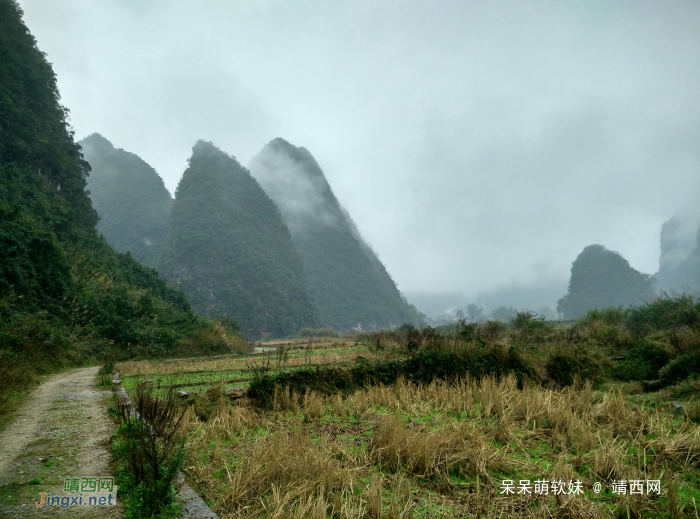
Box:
669;326;700;355
666;375;700;400
546;345;606;386
175;325;247;357
482;320;508;342
191;386;226;421
659;348;700;388
685;400;700;424
626;295;700;335
612;342;671;381
98;358;115;387
0;354;32;407
248;344;535;406
582;307;629;326
490;305;517;322
397;322;415;333
511;311;551;335
113;382;187;518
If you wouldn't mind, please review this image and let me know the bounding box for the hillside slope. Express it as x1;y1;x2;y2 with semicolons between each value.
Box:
162;140;320;338
80;133;173;269
249;138;421;330
0;0;217;404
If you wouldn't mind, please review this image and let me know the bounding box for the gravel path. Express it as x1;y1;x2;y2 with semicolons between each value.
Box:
0;367;122;518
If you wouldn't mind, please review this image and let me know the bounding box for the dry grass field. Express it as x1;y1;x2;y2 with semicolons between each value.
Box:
176;376;699;518
116;323;700;519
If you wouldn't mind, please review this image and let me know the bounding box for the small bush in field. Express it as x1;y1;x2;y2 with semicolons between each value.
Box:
113;381;187;518
685;400;700;424
612;342;671;381
98;358;115;387
191;386;226;421
582;307;629;326
0;356;32;406
482;320;508;341
176;326;246;356
667;375;700;399
511;311;550;334
546;345;605;386
659;348;700;388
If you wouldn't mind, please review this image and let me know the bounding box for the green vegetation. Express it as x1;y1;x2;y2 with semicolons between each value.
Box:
248;339;533;407
247;297;699;403
490;305;518;322
181;377;700;518
80;133;174;269
161;140;320;339
122;295;700;404
0;0;232;418
98;359;115;387
112;382;187;518
249;138;422;331
558;244;657;319
118;296;700;517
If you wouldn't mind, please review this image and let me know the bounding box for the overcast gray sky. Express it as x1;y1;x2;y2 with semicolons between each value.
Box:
19;0;700;313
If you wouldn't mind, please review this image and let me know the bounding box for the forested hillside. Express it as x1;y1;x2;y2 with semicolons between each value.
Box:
249;138;422;330
79;133;173;268
0;0;222;405
162;140;320;338
558;244;657;319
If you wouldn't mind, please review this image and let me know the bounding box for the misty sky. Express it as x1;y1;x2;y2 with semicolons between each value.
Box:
19;0;700;313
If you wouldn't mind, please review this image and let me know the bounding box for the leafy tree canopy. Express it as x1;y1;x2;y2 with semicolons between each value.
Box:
490;305;517;322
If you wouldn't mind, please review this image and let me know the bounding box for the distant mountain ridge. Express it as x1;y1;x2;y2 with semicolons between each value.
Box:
249;138;421;330
161;140;321;338
80;133;173;268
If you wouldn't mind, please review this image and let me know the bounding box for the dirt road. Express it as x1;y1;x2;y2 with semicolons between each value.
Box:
0;367;122;518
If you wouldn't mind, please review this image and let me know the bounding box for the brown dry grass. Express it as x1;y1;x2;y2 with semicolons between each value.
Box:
181;374;700;518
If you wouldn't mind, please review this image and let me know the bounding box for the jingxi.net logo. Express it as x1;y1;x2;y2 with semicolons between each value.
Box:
35;476;117;509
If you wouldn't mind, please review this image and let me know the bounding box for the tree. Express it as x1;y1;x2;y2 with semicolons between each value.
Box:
466;304;484;322
491;305;517;322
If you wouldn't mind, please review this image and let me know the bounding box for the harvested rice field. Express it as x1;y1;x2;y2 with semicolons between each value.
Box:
117;336;373;394
116;337;700;519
